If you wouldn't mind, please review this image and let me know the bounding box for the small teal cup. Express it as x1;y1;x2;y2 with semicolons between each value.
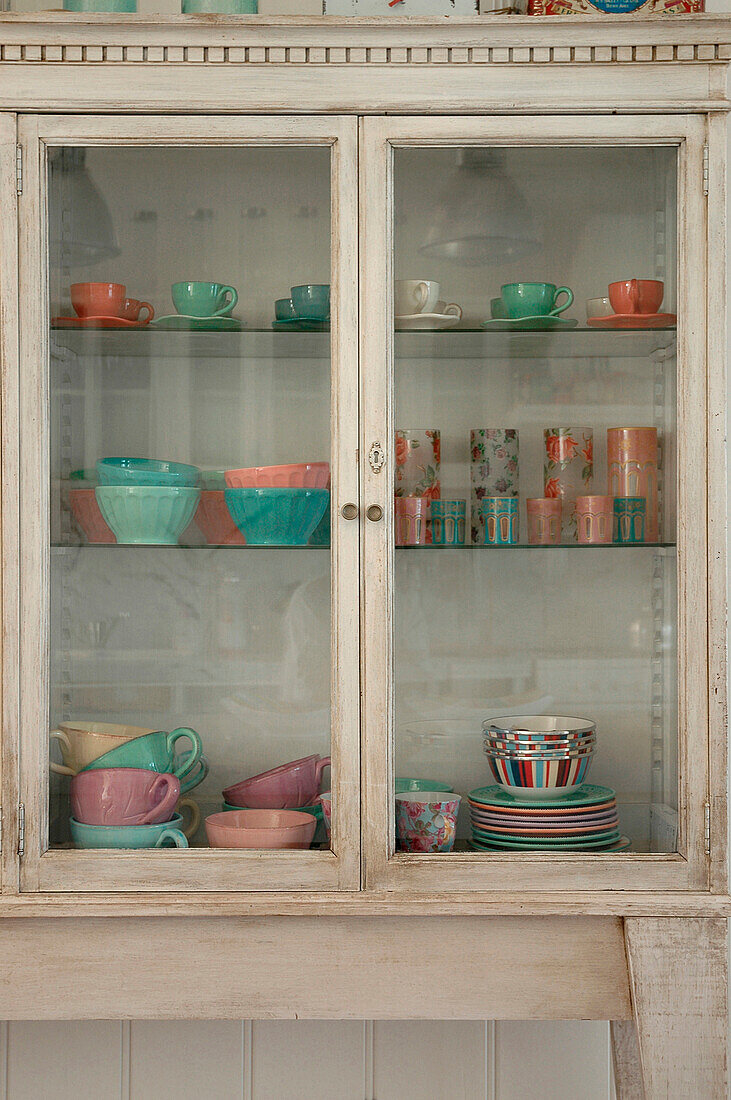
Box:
172;281;238;319
501;282;573;319
291;285;330;322
274;298;297;321
70;813;189;849
81;728;206;795
480;497;519;545
431;500;466;546
490;297;508;320
614;497;646;544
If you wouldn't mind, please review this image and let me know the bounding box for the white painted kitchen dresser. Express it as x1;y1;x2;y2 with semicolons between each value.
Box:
0;13;728;1098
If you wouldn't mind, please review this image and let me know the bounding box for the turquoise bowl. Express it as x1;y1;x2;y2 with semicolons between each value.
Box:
395;777;455;794
70;813;189;849
97;457;200;488
95;486;200;545
224;487;328;546
64;0;136;9
308;495;331;546
199;469;227;491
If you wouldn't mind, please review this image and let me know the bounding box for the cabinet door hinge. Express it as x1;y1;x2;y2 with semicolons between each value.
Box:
15;143;22;196
17;802;25;858
704;800;711;855
703;143;709;197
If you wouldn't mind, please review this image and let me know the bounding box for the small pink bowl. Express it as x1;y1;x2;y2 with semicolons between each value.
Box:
194;490;246;546
224;463;331;490
204;809;316;849
69;489;116;544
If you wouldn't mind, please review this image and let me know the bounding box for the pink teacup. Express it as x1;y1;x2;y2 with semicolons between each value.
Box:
223;753;331;810
70;767;180;826
608;279;663;316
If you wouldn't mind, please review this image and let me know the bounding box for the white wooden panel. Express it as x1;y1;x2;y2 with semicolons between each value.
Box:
372;1020;488;1100
5;1021;122;1100
495;1021;611;1100
129;1020;243;1100
251;1020;364;1099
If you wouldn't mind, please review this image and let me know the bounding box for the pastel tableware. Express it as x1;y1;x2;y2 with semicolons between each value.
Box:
484;715;596;738
291;284;330;322
585;296;612;320
81;728;204;790
614;496;646;544
395;777;454;794
490;296;508;319
469;783;616;811
194;491;246;546
64;0;136;9
394;430;440;543
95;486;200;545
50;721;155;776
319;792;332;839
430;500;466;546
501;282;573;319
470;429;519;545
575;495;614;544
394;280;440;316
395;497;427;546
607;427;659;542
223;754;331;810
308;495;331;547
172;281;238;319
543;427;593;540
225;487;328;546
70;813;189;849
480;497;518;545
608;278;664;316
199;469;227;490
205;809;317;849
183;0;256;9
69;488;116;544
71;282;126;318
395;791;462;853
274;297;297;321
96;457;200;488
70;768;180;827
526;498;561;545
224;463;330;490
118;298;154;323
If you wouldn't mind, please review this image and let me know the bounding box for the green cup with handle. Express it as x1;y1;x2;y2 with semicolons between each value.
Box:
70;813;189;849
80;728;205;794
171;281;238;319
501;282;573;319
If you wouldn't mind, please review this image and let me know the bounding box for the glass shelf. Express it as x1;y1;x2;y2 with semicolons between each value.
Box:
50;326;676;361
50;542;676;551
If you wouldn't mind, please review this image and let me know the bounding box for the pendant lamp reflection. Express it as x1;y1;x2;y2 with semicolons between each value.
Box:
419;149;540;266
49;149;120;266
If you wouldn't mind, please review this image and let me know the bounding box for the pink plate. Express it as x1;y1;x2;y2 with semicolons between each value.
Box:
468;796;616;816
470;810;619;829
52;315;150;329
471;820;619;836
586;313;676;329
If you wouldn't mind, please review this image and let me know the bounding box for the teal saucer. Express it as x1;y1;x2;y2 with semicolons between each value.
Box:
152;315;244;331
480;316;579;331
470;834;631;853
272;318;330;332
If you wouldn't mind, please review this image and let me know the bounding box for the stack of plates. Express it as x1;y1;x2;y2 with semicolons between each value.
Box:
468;784;630;852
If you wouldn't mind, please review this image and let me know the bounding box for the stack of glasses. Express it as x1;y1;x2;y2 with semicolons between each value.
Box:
482;715;596;800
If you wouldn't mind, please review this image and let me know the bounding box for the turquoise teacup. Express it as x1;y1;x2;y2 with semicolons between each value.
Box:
172;281;238;319
291;285;330;322
501;282;573;319
70;813;189;849
275;298;297;321
490;297;508;320
81;728;205;795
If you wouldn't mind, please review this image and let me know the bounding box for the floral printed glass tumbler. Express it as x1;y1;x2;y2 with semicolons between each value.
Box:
431;500;466;546
607;427;659;542
395;429;440;542
544;427;593;540
470;429;519;544
480;497;519;545
575;495;614;545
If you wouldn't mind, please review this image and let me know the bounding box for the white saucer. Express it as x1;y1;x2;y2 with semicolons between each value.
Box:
395;313;461;331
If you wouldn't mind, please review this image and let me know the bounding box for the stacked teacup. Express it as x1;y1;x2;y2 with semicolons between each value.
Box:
94;457;201;545
213;753;330;848
482;715;595;801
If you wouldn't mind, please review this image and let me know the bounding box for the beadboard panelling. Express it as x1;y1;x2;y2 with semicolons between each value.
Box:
251;1020;365;1099
4;1021;122;1100
128;1020;244;1100
372;1020;489;1100
495;1021;612;1100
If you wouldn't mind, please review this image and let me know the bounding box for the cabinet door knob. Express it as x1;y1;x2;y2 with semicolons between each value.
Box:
341;503;359;521
366;504;384;522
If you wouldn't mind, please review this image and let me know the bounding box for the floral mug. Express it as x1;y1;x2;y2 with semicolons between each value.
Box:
395;791;462;853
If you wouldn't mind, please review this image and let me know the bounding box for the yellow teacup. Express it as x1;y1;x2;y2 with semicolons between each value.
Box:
50;721;154;776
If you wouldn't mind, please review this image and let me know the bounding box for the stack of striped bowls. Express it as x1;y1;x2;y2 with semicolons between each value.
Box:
468;783;629;852
482;714;595;800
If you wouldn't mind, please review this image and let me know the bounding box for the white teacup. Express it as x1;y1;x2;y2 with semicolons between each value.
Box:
395;280;441;316
586;296;613;319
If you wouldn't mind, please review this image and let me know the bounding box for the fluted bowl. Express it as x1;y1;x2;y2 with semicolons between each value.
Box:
95;486;200;545
224;487;328;546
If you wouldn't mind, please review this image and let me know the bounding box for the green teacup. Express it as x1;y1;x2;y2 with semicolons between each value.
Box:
395;777;454;794
81;728;205;795
171;281;238;319
490;297;508;320
501;282;573;319
70;813;189;849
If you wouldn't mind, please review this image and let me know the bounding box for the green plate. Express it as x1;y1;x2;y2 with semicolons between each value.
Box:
468;784;616;810
470;834;631;853
480;316;579;331
472;825;620;846
152;315;245;331
470;831;621;850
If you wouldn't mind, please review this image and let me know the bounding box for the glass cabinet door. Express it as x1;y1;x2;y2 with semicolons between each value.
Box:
16;115;359;892
360;115;709;893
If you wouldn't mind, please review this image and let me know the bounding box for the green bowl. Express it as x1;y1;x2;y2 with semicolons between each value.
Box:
395;777;454;794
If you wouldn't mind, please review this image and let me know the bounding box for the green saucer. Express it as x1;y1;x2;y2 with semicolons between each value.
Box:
153;315;245;331
480;316;579;331
470;831;621;850
272;318;330;332
468;784;616;810
470;834;631;853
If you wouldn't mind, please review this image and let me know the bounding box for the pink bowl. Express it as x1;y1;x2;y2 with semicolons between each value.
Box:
204;808;317;849
224;463;331;490
223;753;331;810
70;768;180;826
69;489;116;544
194;490;246;546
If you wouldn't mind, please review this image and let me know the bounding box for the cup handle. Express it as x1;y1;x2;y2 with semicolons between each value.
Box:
212;286;238;318
140;773;179;825
137;301;155;323
628;278;640;314
179;754;209;794
315;755;331;790
443;303;462;320
49;730;75;776
177;797;201;839
166;727;202;780
154;828;188;849
414;282;429;312
550;287;574;316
